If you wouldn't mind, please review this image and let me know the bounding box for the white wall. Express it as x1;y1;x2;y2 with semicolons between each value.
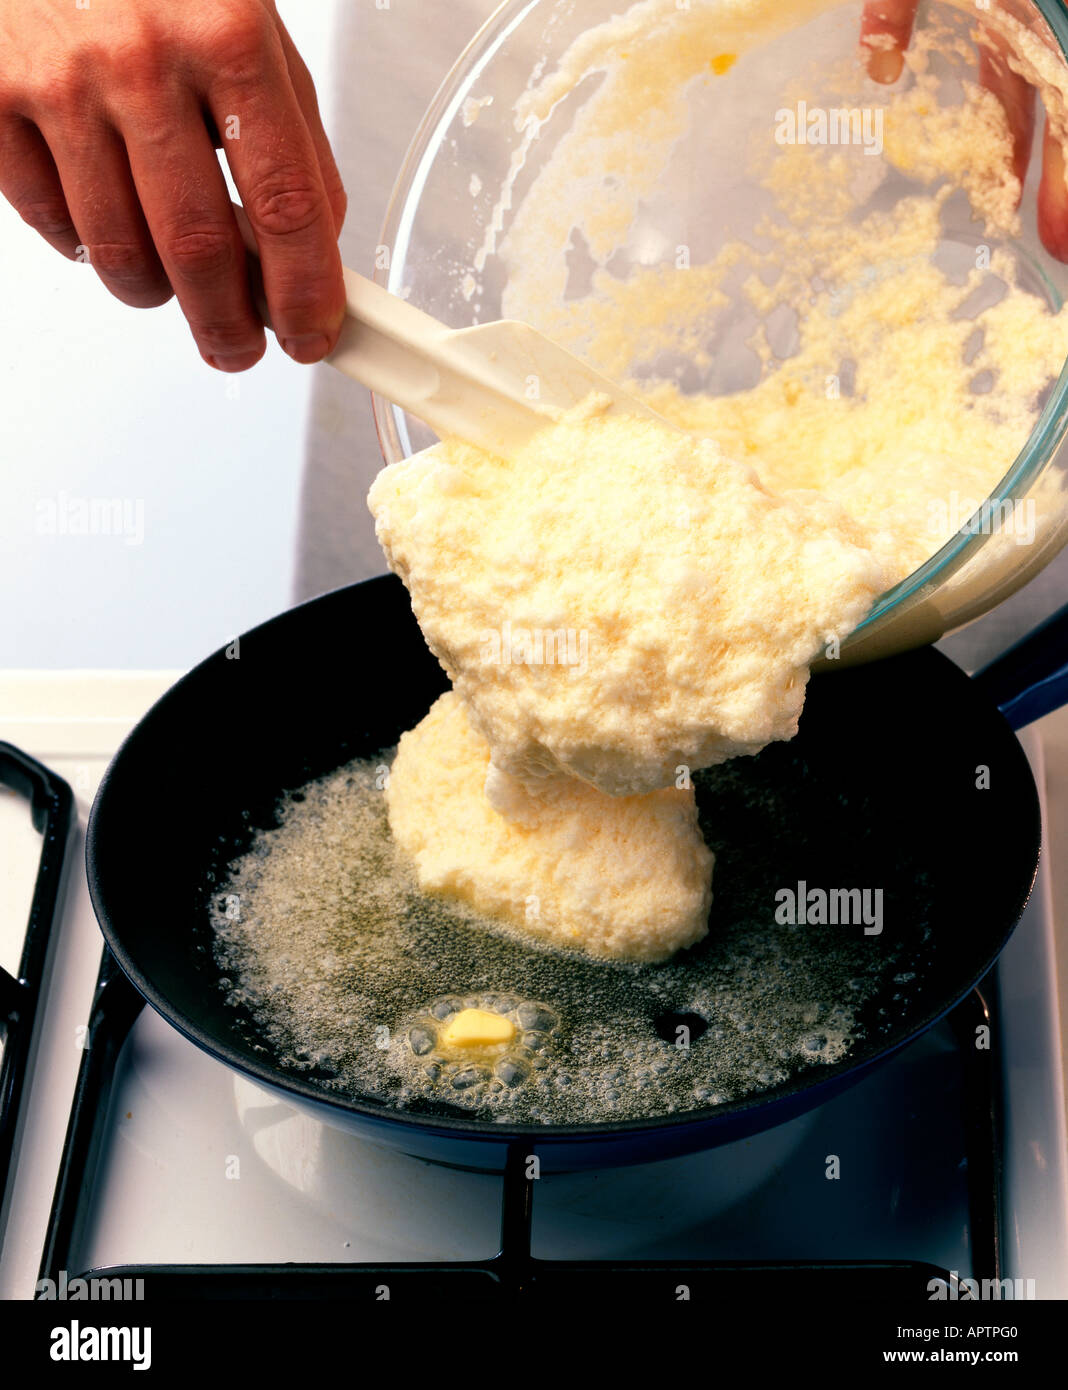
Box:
0;2;342;669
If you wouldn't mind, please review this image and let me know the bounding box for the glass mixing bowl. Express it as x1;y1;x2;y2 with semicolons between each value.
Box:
372;0;1068;663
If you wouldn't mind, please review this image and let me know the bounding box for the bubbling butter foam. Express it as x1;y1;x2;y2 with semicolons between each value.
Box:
209;748;927;1124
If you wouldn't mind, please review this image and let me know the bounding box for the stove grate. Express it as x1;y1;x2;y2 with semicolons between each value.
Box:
0;745;74;1243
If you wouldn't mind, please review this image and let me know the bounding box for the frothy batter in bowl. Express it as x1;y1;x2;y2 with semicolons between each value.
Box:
487;0;1067;571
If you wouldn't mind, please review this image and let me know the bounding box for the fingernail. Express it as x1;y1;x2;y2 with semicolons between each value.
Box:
1038;127;1068;261
282;333;332;364
865;47;904;84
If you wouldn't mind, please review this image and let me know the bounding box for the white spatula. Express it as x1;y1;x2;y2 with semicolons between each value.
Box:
326;267;675;453
237;209;673;454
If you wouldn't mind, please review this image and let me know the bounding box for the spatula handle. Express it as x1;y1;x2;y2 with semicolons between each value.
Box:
234;204;545;451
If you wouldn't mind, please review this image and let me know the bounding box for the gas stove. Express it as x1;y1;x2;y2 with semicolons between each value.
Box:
1;673;1066;1313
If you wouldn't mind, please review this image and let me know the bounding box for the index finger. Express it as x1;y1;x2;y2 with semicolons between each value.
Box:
861;0;921;83
208;35;345;364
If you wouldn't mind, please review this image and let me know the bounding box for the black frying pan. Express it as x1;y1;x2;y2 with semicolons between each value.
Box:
85;577;1068;1172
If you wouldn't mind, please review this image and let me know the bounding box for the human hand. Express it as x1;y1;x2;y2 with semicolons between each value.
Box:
861;0;1068;260
0;0;347;370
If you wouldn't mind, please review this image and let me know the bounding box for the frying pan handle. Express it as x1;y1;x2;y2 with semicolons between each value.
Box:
971;602;1068;731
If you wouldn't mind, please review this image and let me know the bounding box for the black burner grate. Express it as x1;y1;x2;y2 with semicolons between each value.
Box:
0;745;74;1243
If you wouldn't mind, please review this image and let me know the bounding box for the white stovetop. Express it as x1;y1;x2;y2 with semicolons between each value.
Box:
1;672;1066;1298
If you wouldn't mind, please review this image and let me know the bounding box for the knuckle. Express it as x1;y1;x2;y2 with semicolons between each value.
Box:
246;170;326;237
14;194;75;240
270;273;340;324
207;9;275;84
40;57;96;121
191;319;262;357
104;37;174;113
15;43;107;121
164;226;236;281
87;240;152;285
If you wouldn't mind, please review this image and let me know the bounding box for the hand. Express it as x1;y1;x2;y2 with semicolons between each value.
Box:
0;0;347;370
861;0;1068;260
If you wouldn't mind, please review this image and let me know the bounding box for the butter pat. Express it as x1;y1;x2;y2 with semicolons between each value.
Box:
386;691;714;963
369;399;885;800
440;1008;517;1049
